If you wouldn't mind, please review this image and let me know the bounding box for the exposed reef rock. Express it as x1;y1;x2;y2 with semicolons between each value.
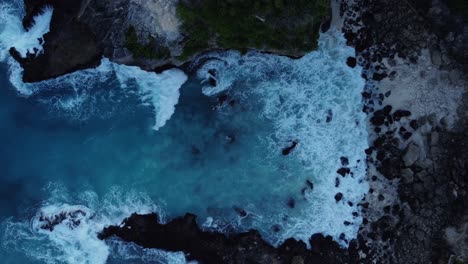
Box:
12;0;468;263
13;0;102;82
341;0;468;263
99;213;359;264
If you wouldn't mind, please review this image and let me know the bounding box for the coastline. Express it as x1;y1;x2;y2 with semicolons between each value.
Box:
3;0;467;263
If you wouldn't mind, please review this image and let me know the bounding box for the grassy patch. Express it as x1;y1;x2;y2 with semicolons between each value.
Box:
176;0;330;59
125;26;171;60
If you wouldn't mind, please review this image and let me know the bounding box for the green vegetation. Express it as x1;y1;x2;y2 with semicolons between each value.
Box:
176;0;330;60
125;26;171;60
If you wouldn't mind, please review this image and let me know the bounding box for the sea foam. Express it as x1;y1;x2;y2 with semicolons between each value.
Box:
1;185;187;264
0;1;52;59
196;30;369;246
0;1;187;129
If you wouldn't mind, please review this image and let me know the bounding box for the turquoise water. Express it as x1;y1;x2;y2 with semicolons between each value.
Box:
0;1;369;263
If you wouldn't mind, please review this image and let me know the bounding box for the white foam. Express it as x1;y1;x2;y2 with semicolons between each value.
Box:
196;30;369;246
114;63;188;130
2;185;187;264
0;1;53;59
0;2;188;128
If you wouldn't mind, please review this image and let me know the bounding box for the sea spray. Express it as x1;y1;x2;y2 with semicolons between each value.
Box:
1;185;187;264
114;63;188;130
196;29;369;246
0;2;52;59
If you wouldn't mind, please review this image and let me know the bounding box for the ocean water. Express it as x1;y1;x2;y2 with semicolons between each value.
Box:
0;1;369;263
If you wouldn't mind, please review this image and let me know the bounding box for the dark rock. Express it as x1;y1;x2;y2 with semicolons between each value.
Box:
337;168;351;177
362;92;372;99
326;109;333;123
376;151;386;161
371;115;385;126
410;120;419;130
272;225;281;232
99;213;356;264
234;206;247;217
378;194;385;201
287;198;296;208
346;57;357;68
340;157;349;166
393;110;412;121
383;105;393;115
208;77;217;86
15;0;102;82
372;72;388;81
191;146;201;155
365;148;374;155
282;141;298;156
402;132;412;140
306;180;314;190
335;193;343;202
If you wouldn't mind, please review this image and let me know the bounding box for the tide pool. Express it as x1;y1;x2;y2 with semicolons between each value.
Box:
0;1;369;263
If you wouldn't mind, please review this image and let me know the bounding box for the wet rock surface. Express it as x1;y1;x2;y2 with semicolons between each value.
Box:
99;213;359;264
341;0;468;263
14;0;102;82
14;0;468;263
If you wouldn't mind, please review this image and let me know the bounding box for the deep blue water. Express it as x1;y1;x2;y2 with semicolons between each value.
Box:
0;1;369;263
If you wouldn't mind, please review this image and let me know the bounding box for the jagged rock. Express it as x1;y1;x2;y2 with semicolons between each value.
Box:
430;48;442;66
401;168;414;183
346;57;357;68
292;256;305;264
99;213;357;264
403;143;420;167
431;132;439;146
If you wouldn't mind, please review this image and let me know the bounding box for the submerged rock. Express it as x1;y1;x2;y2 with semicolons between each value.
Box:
282;141;298;156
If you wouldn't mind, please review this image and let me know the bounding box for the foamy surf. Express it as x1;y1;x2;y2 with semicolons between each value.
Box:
0;1;188;129
114;63;188;130
0;1;52;59
197;29;369;246
1;185;187;264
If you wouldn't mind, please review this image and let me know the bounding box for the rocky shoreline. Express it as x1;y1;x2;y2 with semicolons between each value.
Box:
15;0;329;82
11;0;468;263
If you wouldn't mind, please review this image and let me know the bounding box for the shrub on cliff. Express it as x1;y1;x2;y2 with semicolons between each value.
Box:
176;0;330;59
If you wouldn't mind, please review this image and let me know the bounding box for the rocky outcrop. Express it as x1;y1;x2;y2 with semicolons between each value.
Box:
15;0;330;82
13;0;102;82
341;0;468;263
99;213;360;264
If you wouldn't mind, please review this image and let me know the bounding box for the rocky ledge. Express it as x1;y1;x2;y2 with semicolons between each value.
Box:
98;0;468;263
13;0;468;263
14;0;330;82
99;213;360;264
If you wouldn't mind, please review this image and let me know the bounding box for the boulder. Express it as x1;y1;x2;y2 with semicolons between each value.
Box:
403;143;420;167
401;168;414;183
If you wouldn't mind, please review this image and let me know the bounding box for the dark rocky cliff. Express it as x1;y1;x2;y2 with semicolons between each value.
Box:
14;0;330;82
12;0;102;82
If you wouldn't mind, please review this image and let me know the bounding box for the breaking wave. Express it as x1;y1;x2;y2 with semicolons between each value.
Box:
1;185;187;264
197;29;369;246
0;1;187;129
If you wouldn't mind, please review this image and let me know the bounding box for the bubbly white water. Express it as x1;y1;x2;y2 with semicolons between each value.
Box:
197;30;369;245
0;1;52;59
114;63;188;130
0;0;369;262
1;185;187;264
0;1;187;128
